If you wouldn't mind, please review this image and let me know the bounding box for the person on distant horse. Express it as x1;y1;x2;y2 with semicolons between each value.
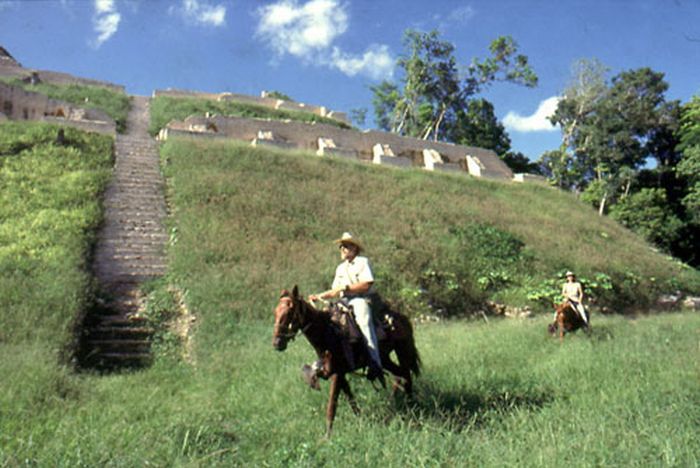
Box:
305;232;384;386
561;271;589;326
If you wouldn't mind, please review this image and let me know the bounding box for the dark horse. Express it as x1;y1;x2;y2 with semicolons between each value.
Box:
272;286;421;436
548;301;589;342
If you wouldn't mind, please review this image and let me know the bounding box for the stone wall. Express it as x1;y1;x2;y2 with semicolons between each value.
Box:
153;88;350;125
0;82;116;135
161;114;515;180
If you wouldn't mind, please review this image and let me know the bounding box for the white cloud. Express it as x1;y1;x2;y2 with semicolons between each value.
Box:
503;97;561;133
92;0;121;47
256;0;347;56
256;0;393;80
329;45;393;80
171;0;227;27
447;5;475;23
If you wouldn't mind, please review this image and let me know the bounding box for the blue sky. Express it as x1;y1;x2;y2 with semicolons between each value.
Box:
1;0;699;160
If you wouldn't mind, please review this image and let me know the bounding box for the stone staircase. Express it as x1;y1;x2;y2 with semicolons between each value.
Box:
79;96;168;369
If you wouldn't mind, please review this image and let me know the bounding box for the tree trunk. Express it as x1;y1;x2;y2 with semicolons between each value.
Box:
433;107;447;142
598;191;607;216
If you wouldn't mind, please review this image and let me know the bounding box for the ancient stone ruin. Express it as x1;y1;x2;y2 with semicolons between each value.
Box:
158;111;519;181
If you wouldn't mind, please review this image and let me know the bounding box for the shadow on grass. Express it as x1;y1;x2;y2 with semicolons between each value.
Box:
372;378;554;433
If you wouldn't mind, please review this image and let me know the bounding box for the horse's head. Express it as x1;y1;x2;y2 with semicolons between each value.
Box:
272;286;304;351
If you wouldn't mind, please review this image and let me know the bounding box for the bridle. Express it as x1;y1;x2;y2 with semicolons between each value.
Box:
274;294;311;343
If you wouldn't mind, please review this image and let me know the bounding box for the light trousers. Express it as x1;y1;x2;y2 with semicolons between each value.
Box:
349;297;382;368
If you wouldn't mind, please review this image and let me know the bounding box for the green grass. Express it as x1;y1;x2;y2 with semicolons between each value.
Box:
0;122;113;345
159;138;699;322
2;132;699;466
1;77;131;133
1;314;698;466
148;95;352;136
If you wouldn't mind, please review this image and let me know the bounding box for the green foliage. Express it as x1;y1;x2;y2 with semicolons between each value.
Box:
1;77;130;133
450;98;511;155
610;188;684;251
676;96;700;224
526;271;614;306
264;90;294;101
148;96;350;136
371;30;536;144
139;280;184;361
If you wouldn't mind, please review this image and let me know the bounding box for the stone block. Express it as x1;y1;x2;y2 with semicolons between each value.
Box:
422;148;444;170
317;137;357;159
465;154;485;177
251;130;295;149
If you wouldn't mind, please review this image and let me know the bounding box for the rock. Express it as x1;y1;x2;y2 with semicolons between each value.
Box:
656;292;682;310
681;296;700;311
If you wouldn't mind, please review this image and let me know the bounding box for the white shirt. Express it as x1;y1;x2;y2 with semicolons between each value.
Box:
562;281;582;301
332;255;374;293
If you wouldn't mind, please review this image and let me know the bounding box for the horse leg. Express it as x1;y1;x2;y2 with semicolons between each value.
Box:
325;373;341;438
339;375;360;416
381;350;412;396
557;311;565;343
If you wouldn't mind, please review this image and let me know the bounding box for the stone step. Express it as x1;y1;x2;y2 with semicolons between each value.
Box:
90;326;154;337
94;263;168;274
97;352;152;362
94;271;167;283
86;339;151;351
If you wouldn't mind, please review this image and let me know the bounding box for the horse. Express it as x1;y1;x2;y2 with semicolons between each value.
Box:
548;301;590;342
272;286;421;437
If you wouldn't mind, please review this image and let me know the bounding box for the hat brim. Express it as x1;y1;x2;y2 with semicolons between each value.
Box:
334;238;362;251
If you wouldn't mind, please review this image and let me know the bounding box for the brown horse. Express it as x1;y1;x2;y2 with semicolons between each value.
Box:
548;301;590;341
272;286;421;437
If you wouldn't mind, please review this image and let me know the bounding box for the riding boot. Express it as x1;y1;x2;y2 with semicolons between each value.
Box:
301;363;320;391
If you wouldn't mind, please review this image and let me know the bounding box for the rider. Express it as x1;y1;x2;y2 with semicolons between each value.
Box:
561;271;589;326
304;232;384;387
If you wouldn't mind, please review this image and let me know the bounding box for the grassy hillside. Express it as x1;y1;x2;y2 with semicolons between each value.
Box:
148;95;352;136
1;77;131;132
159;137;699;326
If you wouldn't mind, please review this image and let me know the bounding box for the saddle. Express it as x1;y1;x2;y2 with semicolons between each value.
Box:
326;299;396;371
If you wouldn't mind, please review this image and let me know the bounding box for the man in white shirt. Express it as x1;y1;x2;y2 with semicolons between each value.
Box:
307;232;384;383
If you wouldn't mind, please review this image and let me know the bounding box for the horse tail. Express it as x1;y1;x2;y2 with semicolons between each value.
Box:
395;313;421;377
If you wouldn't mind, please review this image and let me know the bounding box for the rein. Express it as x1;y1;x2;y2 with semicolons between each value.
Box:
278;296;314;341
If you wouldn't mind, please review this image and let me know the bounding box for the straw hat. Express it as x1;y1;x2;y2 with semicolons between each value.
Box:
565;271;575;277
334;232;363;252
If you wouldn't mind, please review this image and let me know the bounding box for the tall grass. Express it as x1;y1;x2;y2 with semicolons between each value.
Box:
148;95;351;136
1;77;131;132
1;314;698;466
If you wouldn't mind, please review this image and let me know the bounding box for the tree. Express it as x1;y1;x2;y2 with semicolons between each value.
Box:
676;95;700;224
551;66;679;215
609;188;683;251
371;30;537;143
449;98;511;155
537;149;585;190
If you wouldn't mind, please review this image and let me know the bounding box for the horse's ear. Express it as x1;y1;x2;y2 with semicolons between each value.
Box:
292;285;299;298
